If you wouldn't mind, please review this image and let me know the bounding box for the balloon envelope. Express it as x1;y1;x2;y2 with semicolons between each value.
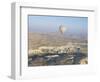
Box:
59;25;66;34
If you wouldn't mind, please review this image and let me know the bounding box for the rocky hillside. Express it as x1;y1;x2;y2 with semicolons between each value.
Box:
28;32;87;49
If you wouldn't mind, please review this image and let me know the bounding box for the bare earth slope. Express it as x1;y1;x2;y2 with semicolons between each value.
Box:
28;32;87;49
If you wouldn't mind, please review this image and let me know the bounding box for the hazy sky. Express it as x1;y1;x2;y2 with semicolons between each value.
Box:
28;15;88;35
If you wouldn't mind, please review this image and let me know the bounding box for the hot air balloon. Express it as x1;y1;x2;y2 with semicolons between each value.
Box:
59;25;66;34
